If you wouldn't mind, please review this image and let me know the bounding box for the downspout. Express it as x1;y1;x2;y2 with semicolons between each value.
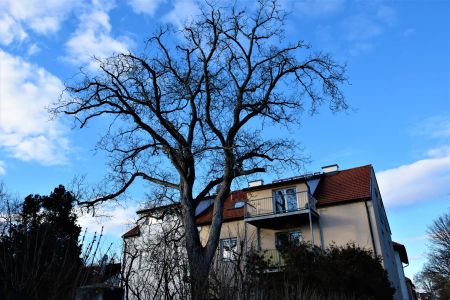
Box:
121;239;127;295
244;197;248;255
365;174;378;257
306;182;315;245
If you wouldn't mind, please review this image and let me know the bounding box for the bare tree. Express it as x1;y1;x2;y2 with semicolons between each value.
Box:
54;1;347;297
415;209;450;299
427;210;450;279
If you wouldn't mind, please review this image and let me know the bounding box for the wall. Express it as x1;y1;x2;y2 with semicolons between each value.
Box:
252;201;377;252
369;170;405;300
394;251;410;300
122;213;188;300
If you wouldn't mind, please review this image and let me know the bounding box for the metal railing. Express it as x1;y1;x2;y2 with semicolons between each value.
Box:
245;191;317;218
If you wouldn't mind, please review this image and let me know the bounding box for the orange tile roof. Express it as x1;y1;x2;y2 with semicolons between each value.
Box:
196;165;373;224
196;190;247;225
122;225;140;239
314;165;372;206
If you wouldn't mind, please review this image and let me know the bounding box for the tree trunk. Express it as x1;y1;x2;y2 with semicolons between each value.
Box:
182;184;215;299
189;252;211;299
181;164;231;299
184;216;213;299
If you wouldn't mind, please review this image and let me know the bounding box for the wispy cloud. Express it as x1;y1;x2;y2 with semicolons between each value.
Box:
305;1;397;56
412;114;450;138
162;0;200;29
0;50;70;165
127;0;167;16
0;0;79;45
342;7;395;56
377;145;450;207
0;12;27;45
64;1;132;70
403;28;415;38
294;0;346;18
0;161;6;176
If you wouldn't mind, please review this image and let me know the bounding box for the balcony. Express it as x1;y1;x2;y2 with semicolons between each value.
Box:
244;191;318;229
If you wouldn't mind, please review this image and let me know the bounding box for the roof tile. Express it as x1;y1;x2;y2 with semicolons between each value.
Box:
196;190;247;225
122;225;140;239
314;165;372;205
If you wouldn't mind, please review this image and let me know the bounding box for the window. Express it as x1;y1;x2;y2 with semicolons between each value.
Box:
273;187;297;213
220;238;238;261
276;231;302;249
233;201;245;209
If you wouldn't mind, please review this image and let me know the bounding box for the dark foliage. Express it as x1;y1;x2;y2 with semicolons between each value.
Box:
245;242;395;300
0;186;83;300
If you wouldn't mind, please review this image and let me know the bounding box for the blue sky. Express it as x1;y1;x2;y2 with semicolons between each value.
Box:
0;0;448;280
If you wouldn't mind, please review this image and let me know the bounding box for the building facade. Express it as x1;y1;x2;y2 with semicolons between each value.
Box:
196;164;412;300
123;164;413;300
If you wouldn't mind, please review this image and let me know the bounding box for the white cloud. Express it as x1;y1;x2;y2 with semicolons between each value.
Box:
77;203;138;237
0;0;79;45
377;146;450;207
27;43;40;56
0;161;5;176
162;0;200;29
0;50;70;165
65;2;132;70
128;0;166;16
0;13;27;45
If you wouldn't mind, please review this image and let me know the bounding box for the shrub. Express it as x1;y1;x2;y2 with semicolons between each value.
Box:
244;242;395;300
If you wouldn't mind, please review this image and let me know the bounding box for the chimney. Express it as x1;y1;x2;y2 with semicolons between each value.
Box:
322;164;339;174
248;179;264;187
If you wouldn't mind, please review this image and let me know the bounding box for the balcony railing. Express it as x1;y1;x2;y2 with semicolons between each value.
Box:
245;191;317;219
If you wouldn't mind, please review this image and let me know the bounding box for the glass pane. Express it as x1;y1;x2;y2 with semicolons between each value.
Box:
221;238;237;261
286;188;297;211
276;233;289;249
289;231;301;246
276;231;302;249
274;190;286;213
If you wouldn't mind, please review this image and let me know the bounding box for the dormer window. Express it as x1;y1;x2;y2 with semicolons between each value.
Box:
233;201;245;209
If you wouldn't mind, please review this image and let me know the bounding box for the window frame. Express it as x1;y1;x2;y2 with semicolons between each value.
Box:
275;230;303;249
220;237;238;261
273;187;298;213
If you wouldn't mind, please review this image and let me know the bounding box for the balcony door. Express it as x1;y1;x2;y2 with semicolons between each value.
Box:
273;187;297;213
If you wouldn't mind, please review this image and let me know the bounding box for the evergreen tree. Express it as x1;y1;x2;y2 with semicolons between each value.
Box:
0;185;83;300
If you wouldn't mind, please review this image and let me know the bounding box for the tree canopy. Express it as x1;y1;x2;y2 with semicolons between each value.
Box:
53;1;348;297
415;210;450;299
